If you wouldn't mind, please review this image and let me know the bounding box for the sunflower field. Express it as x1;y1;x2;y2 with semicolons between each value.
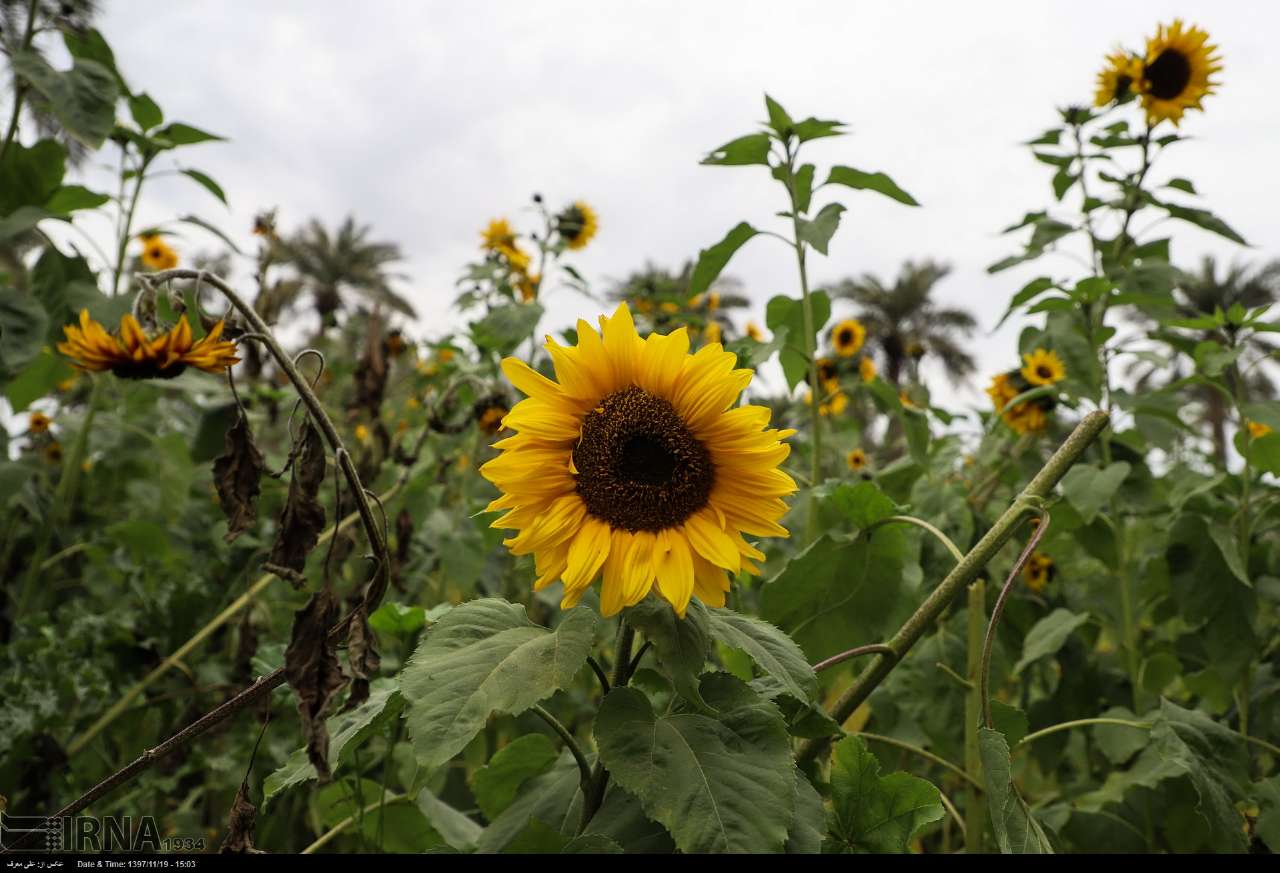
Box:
1;5;1278;857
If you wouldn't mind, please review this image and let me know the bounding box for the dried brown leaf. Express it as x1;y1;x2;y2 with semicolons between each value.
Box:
343;605;381;711
284;587;347;782
219;781;265;854
266;420;326;586
213;412;265;543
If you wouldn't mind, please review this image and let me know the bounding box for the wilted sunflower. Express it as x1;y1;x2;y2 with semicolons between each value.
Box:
139;234;178;271
28;411;52;434
859;356;877;383
481;303;795;617
1248;420;1273;439
1136;20;1222;126
1094;49;1143;106
1023;553;1054;593
58;310;240;379
481;218;517;251
846;448;868;472
1020;348;1065;387
556;201;598;251
832;319;866;358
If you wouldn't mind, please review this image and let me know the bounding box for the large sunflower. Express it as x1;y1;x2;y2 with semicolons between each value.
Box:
1136;20;1222;126
1094;50;1143;107
480;303;796;618
556;201;599;251
58;310;240;379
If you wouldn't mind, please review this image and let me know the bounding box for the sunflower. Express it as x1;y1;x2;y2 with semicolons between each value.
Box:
846;448;868;472
859;356;877;383
517;272;541;302
480;303;796;618
1006;403;1048;435
498;243;532;274
746;321;764;342
1094;49;1143;106
986;371;1050;435
556;201;598;251
139;234;178;271
28;411;52;434
832;319;866;358
481;217;517;251
1020;348;1065;387
1248;420;1273;439
815;357;839;393
703;321;722;345
1136;20;1222;126
1023;553;1054;593
807;389;849;418
475;398;511;435
57;310;240;379
355;424;371;443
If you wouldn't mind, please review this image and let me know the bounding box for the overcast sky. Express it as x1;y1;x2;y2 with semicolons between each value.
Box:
70;2;1278;406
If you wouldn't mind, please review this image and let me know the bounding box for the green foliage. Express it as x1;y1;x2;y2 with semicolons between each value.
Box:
825;735;943;852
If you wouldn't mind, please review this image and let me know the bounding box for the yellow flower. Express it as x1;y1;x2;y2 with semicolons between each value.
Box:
815;357;838;393
476;401;510;435
498;243;532;274
859;356;877;383
1023;553;1054;593
1020;348;1065;387
57;310;239;379
355;424;371;443
556;200;598;250
986;372;1019;412
28;411;52;434
407;396;422;409
1247;420;1272;439
1136;20;1222;126
437;348;455;364
139;234;178;271
660;301;680;315
481;304;796;618
481;218;517;251
707;292;721;311
846;448;868;472
746;321;764;342
1006;402;1048;435
898;391;917;410
518;272;541;302
635;298;654;314
1094;49;1143;106
703;321;722;345
56;375;78;392
832;319;866;358
807;389;849;417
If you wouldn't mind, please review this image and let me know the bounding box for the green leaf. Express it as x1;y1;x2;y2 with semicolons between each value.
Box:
1207;522;1250;586
792;163;815;213
180;168;228;206
979;728;1055;853
705;607;817;702
475;749;581;852
1092;706;1148;765
368;601;427;636
624;596;711;707
1160;202;1247;245
995;277;1056;328
0;206;56;242
826;734;943;853
1165;177;1197;194
401;599;596;772
690;222;759;296
765;290;831;390
128;93;163;131
4;346;74;413
795;202;845;255
470;302;544;355
1060;462;1130;524
700;134;772;166
177;214;245;254
0;286;49;375
155;122;227;146
0;140;66;215
416;790;484;852
1052;168;1076;200
990;701;1029;748
10;52;120;149
63;28;128;92
1255;775;1280;852
44;185;110;215
473;734;559;820
820;480;897;530
594;674;795;853
764;94;794;136
793;117;845;142
825;166;919;206
785;770;826;854
1248;432;1280;476
1013;609;1089;674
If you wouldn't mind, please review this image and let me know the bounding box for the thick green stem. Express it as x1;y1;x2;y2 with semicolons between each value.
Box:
796;411;1109;766
964;580;986;853
578;621;637;834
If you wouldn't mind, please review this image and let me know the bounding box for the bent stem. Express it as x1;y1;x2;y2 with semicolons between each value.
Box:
979;511;1048;728
796;410;1109;767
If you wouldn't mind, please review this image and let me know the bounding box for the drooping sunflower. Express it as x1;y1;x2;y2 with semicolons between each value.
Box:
555;201;599;251
1094;49;1143;106
139;234;178;271
481;217;517;252
859;356;877;383
846;448;868;472
1020;348;1065;387
1136;20;1222;126
57;310;240;379
1023;553;1055;593
480;304;796;618
832;319;866;358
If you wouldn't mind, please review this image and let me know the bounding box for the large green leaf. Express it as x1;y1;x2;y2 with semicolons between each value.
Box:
470;302;544;355
472;733;559;820
10;51;119;149
825;166;919;206
401;599;596;771
690;222;759;296
765;290;831;390
796;202;845;255
475;749;581;853
705;606;816;703
786;769;826;854
0;286;49;376
825;735;944;853
624;595;711;707
700;133;772;166
0;140;65;215
1013;608;1089;674
1060;462;1129;523
594;674;795;853
979;727;1055;853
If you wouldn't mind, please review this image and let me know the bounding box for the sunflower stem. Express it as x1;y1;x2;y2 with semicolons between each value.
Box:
979;511;1048;729
578;621;637;835
111;153;152;297
796;410;1108;766
964;579;986;853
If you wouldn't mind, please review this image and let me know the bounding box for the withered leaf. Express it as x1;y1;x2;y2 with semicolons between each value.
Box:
219;781;265;854
284;587;347;782
343;604;381;711
267;420;327;586
213;411;265;543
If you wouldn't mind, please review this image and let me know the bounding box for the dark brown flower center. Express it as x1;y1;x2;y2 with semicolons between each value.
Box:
111;361;185;380
1114;74;1133;99
1146;49;1191;100
573;386;714;532
838;328;854;346
1036;366;1053;380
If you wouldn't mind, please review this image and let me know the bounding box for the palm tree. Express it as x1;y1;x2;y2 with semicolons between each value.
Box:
275;216;414;331
824;260;977;387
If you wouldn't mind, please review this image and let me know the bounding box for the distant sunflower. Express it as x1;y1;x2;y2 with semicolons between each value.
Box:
986;371;1050;435
481;304;795;618
746;321;764;342
556;201;598;251
832;319;866;358
57;310;239;379
1248;420;1272;439
703;321;722;345
475;398;511;435
1024;553;1054;593
499;243;532;274
139;234;178;271
815;357;839;392
846;448;868;472
481;218;517;251
517;272;540;303
28;411;52;434
1020;348;1065;387
1136;20;1222;126
808;389;849;418
1094;50;1143;106
859;356;877;383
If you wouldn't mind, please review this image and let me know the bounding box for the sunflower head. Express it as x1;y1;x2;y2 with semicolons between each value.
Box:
57;310;240;380
475;397;511;435
28;411;52;434
832;319;866;358
811;390;849;418
703;321;722;345
1137;20;1222;126
355;424;371;443
1020;348;1066;387
859;356;877;383
481;217;517;252
1023;553;1055;593
846;448;868;472
555;201;599;251
480;304;796;618
1248;420;1272;440
1094;49;1143;107
517;272;541;303
746;321;764;342
139;234;178;271
498;243;532;274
